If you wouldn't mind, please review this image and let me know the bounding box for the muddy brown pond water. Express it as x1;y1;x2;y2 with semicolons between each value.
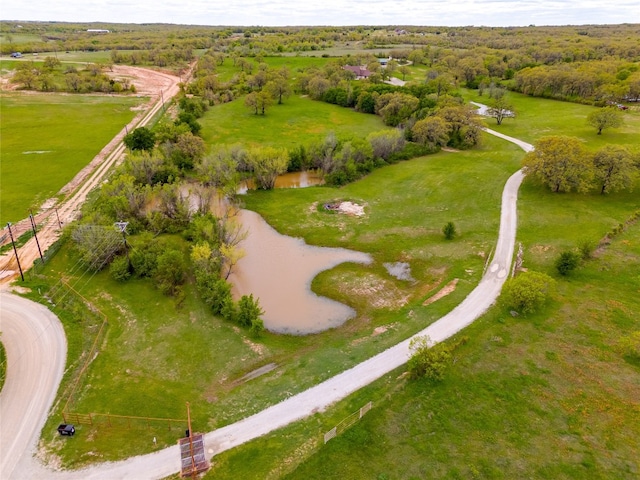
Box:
228;209;372;335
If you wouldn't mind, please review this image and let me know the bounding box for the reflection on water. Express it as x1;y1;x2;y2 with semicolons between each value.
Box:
238;170;324;194
228;210;372;335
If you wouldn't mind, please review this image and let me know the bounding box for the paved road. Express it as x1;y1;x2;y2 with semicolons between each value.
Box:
0;130;533;479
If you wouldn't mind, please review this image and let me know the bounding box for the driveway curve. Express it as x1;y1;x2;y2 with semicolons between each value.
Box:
0;130;533;479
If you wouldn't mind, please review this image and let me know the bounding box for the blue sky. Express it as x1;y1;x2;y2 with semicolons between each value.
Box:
3;0;639;26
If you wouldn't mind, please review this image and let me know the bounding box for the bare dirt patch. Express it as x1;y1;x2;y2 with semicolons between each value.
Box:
324;201;366;217
423;278;459;306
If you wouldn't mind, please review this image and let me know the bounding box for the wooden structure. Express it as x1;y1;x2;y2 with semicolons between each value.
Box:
179;402;209;477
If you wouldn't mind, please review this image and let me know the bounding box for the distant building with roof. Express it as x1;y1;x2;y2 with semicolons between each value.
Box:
343;65;372;80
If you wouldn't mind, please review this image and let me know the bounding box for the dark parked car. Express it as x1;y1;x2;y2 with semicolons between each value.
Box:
57;424;75;436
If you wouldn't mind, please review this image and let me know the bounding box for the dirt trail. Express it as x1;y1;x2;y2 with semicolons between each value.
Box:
0;65;186;286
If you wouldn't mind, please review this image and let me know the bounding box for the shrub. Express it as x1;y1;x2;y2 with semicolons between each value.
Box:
408;336;467;381
578;239;596;260
109;255;131;281
443;221;456;240
237;294;264;328
500;271;556;314
555;250;581;275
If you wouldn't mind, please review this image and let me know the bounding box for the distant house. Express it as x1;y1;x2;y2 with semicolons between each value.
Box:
343;65;372;80
87;29;110;33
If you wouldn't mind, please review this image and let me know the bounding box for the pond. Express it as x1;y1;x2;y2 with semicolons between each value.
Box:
228;209;372;335
238;170;324;193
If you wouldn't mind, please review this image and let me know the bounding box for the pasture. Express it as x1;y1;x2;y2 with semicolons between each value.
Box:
0;92;146;224
199;92;390;149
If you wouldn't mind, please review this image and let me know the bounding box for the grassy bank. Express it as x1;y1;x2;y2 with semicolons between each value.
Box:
0;93;146;224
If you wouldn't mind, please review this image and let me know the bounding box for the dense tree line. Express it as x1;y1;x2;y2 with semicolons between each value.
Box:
70;94;264;334
523;135;639;194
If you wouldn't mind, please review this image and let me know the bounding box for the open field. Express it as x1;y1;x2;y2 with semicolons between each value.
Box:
0;92;146;224
464;89;640;150
200;92;390;149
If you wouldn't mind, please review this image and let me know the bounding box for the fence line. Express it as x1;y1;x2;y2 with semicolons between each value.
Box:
58;279;109;414
324;401;373;444
61;411;187;431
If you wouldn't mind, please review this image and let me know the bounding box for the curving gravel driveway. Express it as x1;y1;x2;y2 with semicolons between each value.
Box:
0;131;533;479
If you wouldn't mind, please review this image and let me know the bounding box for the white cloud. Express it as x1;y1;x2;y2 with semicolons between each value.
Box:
2;0;639;26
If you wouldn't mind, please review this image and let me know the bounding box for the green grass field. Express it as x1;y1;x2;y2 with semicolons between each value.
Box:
200;92;390;149
0;93;146;224
464;89;640;151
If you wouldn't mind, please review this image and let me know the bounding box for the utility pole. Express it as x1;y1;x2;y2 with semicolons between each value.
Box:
114;221;131;270
29;212;44;262
6;223;24;281
54;207;63;230
186;402;196;477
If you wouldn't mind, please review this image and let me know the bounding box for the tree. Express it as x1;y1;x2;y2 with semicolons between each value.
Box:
71;225;124;272
523;136;593;193
587;107;624;135
247;147;288;189
237;294;264;328
266;77;291;104
374;92;420;126
44;56;60;71
398;65;411;81
244;91;273;115
436;105;483;149
164;132;206;170
154;249;186;296
367;129;405;161
500;271;556;314
407;336;466;381
412;116;449;149
555;250;581;276
592;145;636;194
486;97;515;125
442;221;456;240
124;127;156;151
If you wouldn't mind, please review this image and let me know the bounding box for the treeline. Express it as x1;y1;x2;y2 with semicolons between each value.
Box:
12;57;136;93
513;60;640;104
71;95;265;334
524;135;640;194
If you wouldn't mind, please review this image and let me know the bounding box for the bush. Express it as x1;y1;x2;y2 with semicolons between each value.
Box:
555;250;581;275
237;294;264;328
578;239;596;260
443;221;456;240
109;254;131;281
154;249;187;296
500;271;556;314
408;336;467;381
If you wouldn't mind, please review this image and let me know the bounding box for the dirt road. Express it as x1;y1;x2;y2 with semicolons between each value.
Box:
0;65;183;285
0;294;67;479
0;125;533;478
